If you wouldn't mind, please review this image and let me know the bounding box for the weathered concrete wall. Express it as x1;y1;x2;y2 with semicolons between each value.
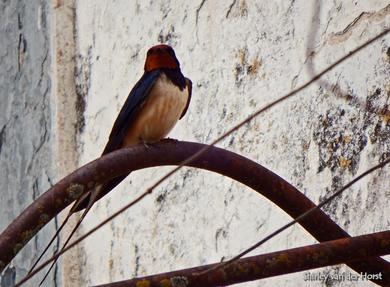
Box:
2;0;389;286
0;1;59;286
73;1;390;286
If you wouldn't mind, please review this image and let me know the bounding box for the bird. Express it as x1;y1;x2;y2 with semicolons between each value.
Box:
32;44;192;283
72;44;192;212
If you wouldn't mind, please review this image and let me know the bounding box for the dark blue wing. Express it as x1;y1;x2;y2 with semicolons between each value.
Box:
180;77;192;119
71;70;161;213
102;69;161;155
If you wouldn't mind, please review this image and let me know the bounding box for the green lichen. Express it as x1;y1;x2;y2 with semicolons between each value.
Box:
67;183;85;200
135;280;151;287
13;243;23;255
159;279;171;287
39;213;50;225
171;276;189;287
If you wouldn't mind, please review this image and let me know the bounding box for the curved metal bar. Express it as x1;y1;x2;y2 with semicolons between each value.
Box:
0;140;389;284
93;230;390;287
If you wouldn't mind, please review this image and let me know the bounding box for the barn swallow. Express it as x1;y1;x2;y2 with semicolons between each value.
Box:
33;44;192;283
72;44;192;212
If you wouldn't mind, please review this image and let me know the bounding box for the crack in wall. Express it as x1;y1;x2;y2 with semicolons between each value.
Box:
0;125;6;155
305;1;354;107
38;50;49;87
327;4;390;44
195;0;207;25
226;0;237;18
17;34;27;71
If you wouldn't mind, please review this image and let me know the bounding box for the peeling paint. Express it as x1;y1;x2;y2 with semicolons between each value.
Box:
75;47;92;134
327;4;390;45
313;106;368;175
226;0;248;19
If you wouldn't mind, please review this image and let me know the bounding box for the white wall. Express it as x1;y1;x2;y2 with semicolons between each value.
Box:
70;1;390;286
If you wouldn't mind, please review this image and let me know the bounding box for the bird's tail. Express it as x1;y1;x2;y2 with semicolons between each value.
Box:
27;212;71;275
71;174;129;213
29;173;130;285
38;205;90;285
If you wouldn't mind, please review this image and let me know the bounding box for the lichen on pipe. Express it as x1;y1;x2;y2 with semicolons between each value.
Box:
93;230;390;287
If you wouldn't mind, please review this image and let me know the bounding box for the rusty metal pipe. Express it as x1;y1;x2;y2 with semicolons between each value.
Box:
93;230;390;287
0;140;388;284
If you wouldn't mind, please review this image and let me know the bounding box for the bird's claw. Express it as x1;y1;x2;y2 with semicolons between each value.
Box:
139;138;152;148
164;137;179;144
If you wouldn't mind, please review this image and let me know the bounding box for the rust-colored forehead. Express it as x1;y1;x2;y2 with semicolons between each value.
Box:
148;44;172;51
150;44;171;49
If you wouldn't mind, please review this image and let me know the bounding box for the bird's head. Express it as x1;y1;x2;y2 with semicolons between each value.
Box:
144;44;181;72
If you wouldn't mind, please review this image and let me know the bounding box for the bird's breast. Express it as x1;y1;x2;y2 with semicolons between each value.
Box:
122;73;189;146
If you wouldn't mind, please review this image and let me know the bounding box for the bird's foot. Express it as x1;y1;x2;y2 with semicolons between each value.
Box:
139;138;159;149
163;137;179;144
140;139;152;149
